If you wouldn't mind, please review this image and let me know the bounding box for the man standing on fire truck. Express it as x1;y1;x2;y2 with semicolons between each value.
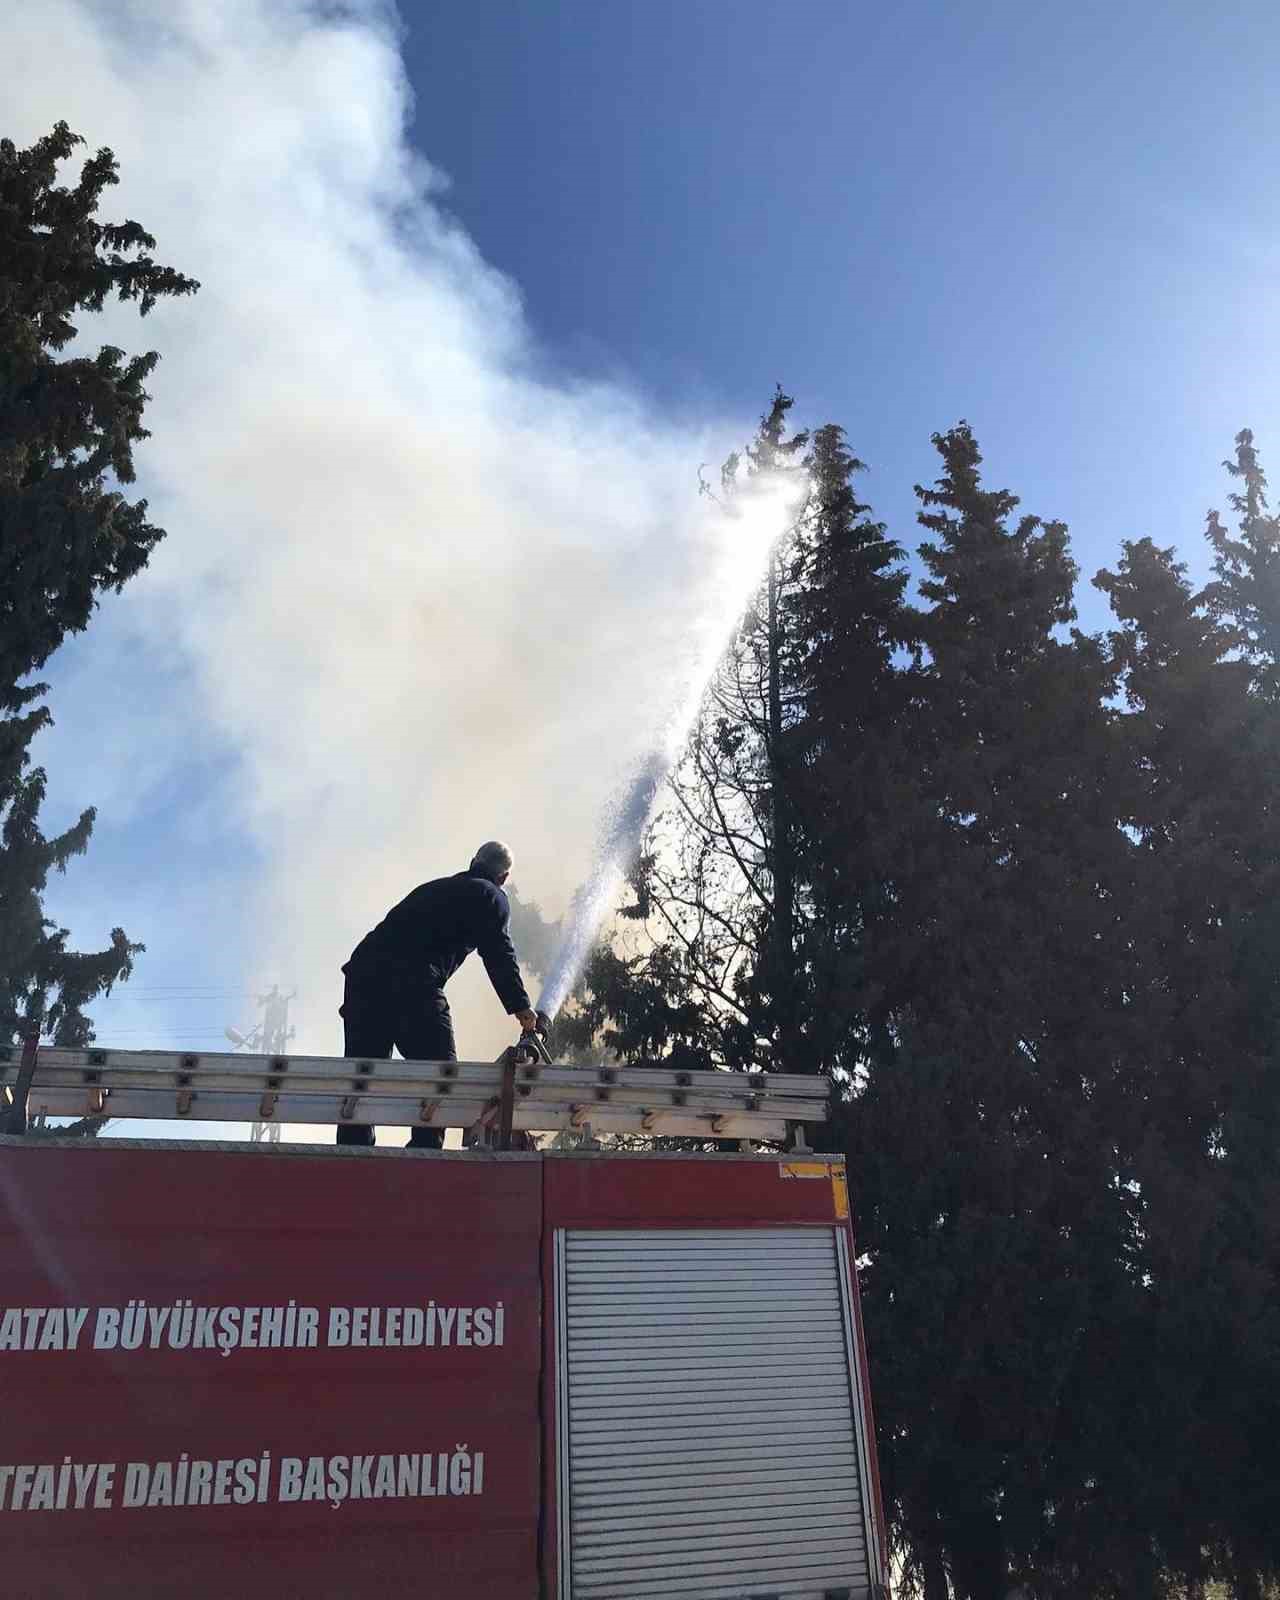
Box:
336;840;537;1148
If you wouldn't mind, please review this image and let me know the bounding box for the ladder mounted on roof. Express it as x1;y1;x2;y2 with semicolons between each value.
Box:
1;1035;828;1149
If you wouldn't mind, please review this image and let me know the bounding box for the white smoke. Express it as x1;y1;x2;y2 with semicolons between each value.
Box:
4;0;789;1074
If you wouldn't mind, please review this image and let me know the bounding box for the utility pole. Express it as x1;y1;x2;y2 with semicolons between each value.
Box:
225;985;295;1144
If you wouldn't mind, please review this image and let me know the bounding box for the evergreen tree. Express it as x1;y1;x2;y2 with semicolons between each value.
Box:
556;404;1280;1597
0;123;196;1044
789;420;911;1085
1205;429;1280;699
1097;506;1280;1598
567;388;812;1074
1;122;197;695
1198;436;1280;1598
0;729;137;1045
848;425;1146;1598
569;393;912;1085
748;388;815;1071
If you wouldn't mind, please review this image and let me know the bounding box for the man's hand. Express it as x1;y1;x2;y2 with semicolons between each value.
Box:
515;1008;539;1034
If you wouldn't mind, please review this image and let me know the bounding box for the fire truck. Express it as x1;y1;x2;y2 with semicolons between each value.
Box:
2;1039;889;1598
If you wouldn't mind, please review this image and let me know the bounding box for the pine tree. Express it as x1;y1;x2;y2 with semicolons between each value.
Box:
0;124;197;1044
569;388;812;1074
849;425;1146;1597
0;717;138;1045
571;393;912;1085
1205;429;1280;699
1097;488;1280;1597
745;391;809;1070
559;407;1280;1596
1;122;198;695
789;420;911;1083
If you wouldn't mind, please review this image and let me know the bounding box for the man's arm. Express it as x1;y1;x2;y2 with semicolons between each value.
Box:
475;889;533;1018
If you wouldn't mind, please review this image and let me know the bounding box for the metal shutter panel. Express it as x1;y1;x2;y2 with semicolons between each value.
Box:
557;1228;875;1600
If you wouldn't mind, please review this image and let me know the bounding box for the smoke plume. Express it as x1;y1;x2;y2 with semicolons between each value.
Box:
4;0;794;1077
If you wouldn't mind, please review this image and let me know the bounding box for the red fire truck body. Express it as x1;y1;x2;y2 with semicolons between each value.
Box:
1;1137;888;1599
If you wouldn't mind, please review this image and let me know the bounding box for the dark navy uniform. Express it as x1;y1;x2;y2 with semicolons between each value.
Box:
337;869;531;1148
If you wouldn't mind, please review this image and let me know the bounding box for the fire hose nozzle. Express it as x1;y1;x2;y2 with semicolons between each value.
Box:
513;1014;554;1067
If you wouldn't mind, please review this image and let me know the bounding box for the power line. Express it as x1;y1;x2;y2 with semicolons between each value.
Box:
110;980;297;990
92;997;258;1006
91;983;299;1000
79;1031;246;1040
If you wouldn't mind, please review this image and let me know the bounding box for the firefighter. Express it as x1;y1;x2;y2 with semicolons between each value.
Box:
336;840;537;1148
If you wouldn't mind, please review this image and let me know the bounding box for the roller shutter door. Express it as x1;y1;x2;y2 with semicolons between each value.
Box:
556;1227;877;1600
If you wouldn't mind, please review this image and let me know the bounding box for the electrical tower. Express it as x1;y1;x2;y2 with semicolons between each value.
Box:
225;985;295;1144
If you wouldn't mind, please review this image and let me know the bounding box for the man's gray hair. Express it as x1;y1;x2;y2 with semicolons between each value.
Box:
470;840;513;883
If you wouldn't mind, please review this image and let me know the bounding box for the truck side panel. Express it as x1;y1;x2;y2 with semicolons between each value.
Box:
0;1142;543;1599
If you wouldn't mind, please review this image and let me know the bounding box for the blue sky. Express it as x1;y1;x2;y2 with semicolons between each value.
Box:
404;0;1280;615
9;0;1280;1105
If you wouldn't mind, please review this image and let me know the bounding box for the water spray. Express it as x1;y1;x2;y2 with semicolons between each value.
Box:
536;751;666;1021
534;471;805;1027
